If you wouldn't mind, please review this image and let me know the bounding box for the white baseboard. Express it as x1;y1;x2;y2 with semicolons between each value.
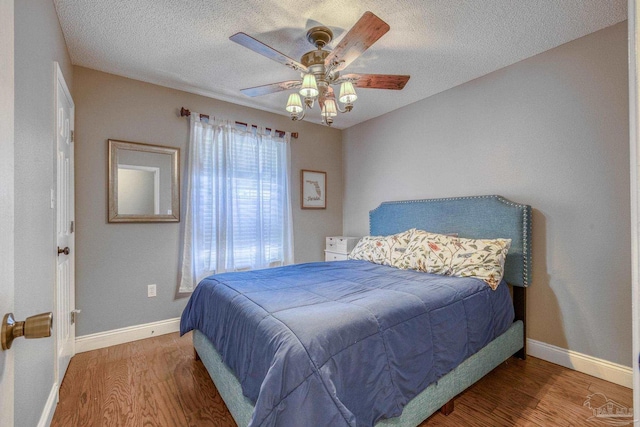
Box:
37;382;58;427
75;317;181;353
74;323;632;388
527;338;633;388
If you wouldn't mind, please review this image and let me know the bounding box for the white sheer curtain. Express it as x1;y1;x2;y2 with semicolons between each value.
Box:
179;114;294;292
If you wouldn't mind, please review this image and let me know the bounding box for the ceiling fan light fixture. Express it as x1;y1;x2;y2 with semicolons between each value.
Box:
230;12;409;127
286;93;303;114
299;74;319;98
339;82;358;104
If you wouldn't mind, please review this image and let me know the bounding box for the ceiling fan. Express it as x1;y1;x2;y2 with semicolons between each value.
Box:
229;11;410;126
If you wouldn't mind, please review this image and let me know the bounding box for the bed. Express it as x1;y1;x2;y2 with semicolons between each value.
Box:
180;195;531;426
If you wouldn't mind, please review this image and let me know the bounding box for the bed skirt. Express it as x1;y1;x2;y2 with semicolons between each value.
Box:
193;320;524;427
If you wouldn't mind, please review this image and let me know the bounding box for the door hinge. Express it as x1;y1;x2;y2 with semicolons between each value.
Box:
70;130;74;143
71;309;81;325
70;220;74;234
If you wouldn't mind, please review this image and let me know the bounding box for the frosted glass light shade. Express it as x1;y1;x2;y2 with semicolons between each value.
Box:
322;98;338;117
299;74;319;98
339;82;357;104
286;93;303;114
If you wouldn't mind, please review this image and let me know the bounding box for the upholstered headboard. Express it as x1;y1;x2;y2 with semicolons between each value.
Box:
369;195;532;287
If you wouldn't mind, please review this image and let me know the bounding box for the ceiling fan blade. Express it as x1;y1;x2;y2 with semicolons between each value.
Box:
339;74;410;90
230;32;308;73
240;80;302;97
324;12;390;72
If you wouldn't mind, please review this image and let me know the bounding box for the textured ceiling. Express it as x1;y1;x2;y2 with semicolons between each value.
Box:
53;0;627;129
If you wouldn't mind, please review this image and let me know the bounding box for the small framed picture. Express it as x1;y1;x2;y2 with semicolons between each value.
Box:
301;170;326;209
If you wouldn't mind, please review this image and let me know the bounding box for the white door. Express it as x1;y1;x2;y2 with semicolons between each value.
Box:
0;1;15;425
55;63;75;390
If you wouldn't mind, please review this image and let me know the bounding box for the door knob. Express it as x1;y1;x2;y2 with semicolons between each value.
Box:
1;312;53;351
57;246;70;256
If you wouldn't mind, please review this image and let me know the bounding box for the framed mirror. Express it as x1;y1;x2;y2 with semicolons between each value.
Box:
108;139;180;223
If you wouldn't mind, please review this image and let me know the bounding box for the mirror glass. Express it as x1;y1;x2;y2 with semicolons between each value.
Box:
108;140;179;222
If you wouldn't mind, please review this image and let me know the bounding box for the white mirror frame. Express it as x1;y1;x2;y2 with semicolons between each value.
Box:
108;139;180;223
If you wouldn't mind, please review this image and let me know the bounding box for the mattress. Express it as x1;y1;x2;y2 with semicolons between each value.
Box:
180;260;515;427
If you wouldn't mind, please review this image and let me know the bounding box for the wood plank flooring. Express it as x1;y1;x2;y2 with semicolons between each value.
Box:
51;332;632;426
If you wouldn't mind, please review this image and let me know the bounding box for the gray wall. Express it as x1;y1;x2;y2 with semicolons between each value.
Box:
14;0;74;425
0;0;14;424
73;66;343;336
343;22;631;366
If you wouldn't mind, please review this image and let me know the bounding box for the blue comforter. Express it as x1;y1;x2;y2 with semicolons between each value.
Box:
180;260;514;427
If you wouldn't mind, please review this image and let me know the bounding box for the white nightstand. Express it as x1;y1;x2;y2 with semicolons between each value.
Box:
324;236;360;261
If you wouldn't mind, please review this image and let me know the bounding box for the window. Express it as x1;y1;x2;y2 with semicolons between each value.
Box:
179;116;293;292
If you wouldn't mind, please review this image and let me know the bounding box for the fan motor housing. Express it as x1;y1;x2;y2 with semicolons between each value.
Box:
301;49;329;68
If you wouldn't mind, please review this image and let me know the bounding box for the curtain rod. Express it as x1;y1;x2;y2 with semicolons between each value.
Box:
180;107;298;139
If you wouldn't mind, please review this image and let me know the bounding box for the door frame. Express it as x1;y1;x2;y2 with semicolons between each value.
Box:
629;0;640;424
0;0;15;425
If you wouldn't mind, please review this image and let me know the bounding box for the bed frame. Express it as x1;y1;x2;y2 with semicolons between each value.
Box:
193;195;532;426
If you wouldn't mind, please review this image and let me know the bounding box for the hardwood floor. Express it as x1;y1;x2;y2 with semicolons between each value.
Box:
51;332;633;426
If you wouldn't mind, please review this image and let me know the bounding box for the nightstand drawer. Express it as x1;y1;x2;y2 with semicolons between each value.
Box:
325;237;338;252
324;251;349;262
326;236;359;253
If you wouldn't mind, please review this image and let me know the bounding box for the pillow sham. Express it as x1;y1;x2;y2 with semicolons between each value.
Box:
397;230;511;290
348;229;416;267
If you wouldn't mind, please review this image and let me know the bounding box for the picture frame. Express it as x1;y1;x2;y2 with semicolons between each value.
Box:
301;169;326;209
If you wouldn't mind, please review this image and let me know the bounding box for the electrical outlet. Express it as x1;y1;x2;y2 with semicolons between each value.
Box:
147;284;157;298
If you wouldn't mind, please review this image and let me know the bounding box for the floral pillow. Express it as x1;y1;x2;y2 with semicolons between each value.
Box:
348;229;416;267
348;237;371;260
398;230;511;290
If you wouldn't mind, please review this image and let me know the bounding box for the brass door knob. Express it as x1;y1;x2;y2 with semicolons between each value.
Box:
1;312;53;351
57;246;70;256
